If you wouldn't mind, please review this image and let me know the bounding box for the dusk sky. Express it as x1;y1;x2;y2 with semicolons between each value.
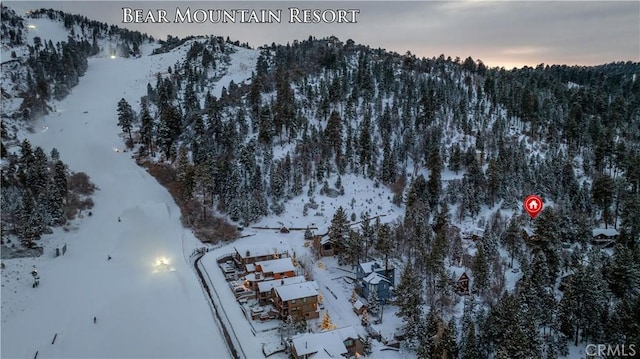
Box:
5;1;639;69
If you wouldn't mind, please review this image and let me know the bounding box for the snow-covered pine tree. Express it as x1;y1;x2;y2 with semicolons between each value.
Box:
367;289;379;316
116;98;135;144
320;312;334;331
395;263;423;345
328;206;349;263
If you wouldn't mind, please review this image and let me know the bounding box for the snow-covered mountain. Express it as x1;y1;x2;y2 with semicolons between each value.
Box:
2;6;639;359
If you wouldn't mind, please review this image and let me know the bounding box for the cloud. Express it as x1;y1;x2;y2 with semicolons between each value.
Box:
5;0;638;68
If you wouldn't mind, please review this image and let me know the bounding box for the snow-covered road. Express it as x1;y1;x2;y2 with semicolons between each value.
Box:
1;47;230;358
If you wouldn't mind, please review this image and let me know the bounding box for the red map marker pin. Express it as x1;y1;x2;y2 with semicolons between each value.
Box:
524;195;543;219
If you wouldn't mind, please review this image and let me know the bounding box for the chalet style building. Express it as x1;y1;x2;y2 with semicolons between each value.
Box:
273;281;320;320
456;272;470;295
356;261;395;301
592;228;619;248
313;235;336;257
256;276;306;305
233;245;290;267
244;257;297;291
290;326;363;359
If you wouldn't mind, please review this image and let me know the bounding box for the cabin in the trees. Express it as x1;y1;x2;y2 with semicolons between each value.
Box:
356;261;395;300
290;326;363;359
273;281;320;320
362;272;392;301
313;235;335;257
591;228;618;248
456;272;470;295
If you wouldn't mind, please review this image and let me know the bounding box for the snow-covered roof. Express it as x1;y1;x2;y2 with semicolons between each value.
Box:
244;272;265;282
359;261;383;274
363;272;390;285
291;327;358;358
245;263;256;273
274;281;318;301
353;300;365;310
592;228;619;237
234;244;289;259
256;257;296;274
257;276;306;293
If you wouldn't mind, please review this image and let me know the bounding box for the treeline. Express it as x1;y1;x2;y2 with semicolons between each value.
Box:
1;139;96;247
1;5;152;120
123;36;639;232
114;34;640;356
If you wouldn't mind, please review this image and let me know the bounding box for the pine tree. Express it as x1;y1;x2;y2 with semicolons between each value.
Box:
426;147;442;209
325;111;343;167
606;244;640;299
117;98;135;144
18;192;44;244
449;143;462;174
472;245;489;293
344;229;363;266
50;147;60;162
417;308;439;355
157;104;182;159
558;260;609;345
46;179;65;225
367;288;380;316
461;325;480;359
360;212;374;260
328;206;350;262
592;173;614;227
395;263;423;343
375;223;392;275
533;207;562;280
381;142;396;184
320;312;335;330
139;101;154;155
29;146;49;196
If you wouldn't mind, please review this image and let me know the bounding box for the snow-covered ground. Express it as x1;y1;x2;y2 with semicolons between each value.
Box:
1;43;238;358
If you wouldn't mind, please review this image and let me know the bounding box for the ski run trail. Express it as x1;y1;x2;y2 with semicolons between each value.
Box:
1;43;259;359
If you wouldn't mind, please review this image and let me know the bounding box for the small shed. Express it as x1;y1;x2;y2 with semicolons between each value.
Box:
352;299;367;315
456;272;470;295
313;235;335;257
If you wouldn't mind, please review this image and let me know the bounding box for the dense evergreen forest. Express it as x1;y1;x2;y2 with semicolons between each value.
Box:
119;35;640;357
1;5;638;355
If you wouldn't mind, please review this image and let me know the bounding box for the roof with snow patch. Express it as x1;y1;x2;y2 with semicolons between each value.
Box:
256;257;296;274
363;272;391;285
257;276;306;293
359;261;383;274
592;228;619;237
291;327;358;358
274;281;318;301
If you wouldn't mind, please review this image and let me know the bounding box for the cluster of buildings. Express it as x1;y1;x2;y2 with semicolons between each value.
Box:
219;243;366;358
226;245;320;321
